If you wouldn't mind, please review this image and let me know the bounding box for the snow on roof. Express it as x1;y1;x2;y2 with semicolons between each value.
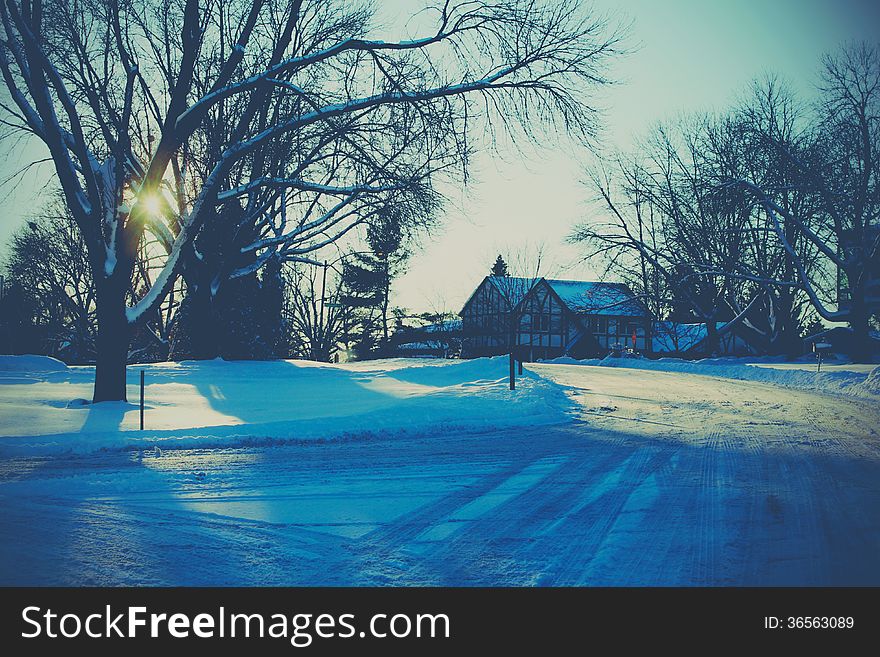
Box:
651;321;729;353
397;340;449;350
487;275;538;308
544;279;644;317
422;319;463;333
469;276;645;317
652;322;708;353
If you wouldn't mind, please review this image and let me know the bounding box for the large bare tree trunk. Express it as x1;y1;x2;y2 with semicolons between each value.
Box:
92;277;131;403
703;316;719;356
767;290;801;358
848;293;871;363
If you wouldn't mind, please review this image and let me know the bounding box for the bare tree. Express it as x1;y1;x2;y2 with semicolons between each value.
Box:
0;0;624;400
574;76;843;358
708;78;826;355
3;210;95;360
731;43;880;360
284;261;350;361
574;121;766;356
2;197;181;362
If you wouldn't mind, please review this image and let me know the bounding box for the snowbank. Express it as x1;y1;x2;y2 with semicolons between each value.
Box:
855;366;880;396
0;357;573;455
0;355;68;372
543;354;880;399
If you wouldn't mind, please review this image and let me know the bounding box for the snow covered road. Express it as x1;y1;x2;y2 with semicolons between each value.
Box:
1;363;878;586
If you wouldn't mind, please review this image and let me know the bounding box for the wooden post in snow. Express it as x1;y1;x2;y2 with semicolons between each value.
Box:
139;370;145;430
509;351;515;390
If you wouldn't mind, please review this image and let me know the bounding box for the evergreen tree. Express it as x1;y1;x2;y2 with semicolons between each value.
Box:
0;282;41;355
171;204;285;361
217;274;268;360
341;209;410;358
491;255;509;277
260;256;286;358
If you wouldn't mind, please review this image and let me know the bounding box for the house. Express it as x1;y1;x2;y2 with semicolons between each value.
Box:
460;276;649;360
651;321;759;357
394;319;463;358
803;326;880;357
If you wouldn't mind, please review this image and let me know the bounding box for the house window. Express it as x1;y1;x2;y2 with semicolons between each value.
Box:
626;322;644;337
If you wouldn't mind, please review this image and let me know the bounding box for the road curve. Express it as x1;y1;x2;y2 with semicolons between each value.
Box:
1;364;878;585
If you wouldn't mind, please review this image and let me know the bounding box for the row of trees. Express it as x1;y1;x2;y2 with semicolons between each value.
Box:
572;43;879;360
0;0;624;400
0;196;417;363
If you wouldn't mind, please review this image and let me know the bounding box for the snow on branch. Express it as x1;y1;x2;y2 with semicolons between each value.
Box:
217;178;405;202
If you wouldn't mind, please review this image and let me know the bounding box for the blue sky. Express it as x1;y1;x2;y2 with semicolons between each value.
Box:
385;0;880;312
1;0;878;312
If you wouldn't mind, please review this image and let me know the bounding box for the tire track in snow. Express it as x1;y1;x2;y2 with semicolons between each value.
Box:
3;363;878;586
408;428;642;585
691;429;722;585
535;440;679;585
350;432;576;584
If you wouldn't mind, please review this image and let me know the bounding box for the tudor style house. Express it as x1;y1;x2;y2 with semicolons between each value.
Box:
460;275;649;360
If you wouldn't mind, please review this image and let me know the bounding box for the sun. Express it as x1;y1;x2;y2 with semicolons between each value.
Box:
139;193;163;218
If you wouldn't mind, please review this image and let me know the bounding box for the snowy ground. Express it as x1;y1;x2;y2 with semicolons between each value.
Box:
0;357;878;585
544;354;880;399
0;356;568;454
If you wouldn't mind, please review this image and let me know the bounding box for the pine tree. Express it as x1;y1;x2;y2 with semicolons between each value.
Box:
491;255;509;277
217;273;267;360
341;209;410;358
0;282;41;355
170;204;281;360
260;256;286;358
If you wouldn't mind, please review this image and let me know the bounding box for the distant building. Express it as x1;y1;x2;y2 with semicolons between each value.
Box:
394;319;463;358
651;321;758;357
460;276;649;360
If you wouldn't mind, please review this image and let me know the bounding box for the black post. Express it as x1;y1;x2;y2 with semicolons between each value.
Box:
509;351;515;390
319;260;328;361
518;358;523;375
139;369;145;430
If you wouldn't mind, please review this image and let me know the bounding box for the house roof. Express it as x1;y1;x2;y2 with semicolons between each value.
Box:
651;321;728;353
422;319;463;333
459;275;534;315
542;279;645;317
487;276;539;308
398;341;448;350
462;275;646;317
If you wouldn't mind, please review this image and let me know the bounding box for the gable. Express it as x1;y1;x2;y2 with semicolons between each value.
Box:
463;276;647;319
487;276;538;308
517;279;572;315
545;280;645;317
461;276;538;315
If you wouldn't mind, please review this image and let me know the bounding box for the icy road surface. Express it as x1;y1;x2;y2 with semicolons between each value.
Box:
1;363;878;586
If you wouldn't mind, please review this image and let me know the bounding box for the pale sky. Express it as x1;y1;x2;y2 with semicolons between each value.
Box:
1;0;878;314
